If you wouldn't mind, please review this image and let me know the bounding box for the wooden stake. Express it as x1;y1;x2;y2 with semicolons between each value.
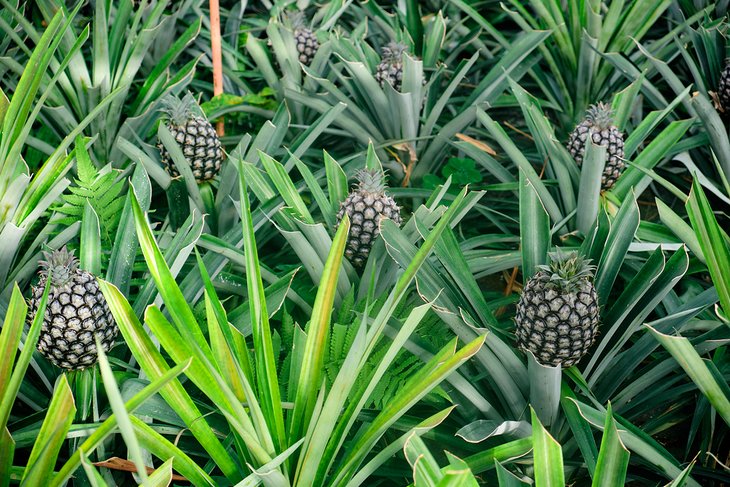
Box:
209;0;224;136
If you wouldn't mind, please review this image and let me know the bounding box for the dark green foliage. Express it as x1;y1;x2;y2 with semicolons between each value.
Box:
423;157;483;190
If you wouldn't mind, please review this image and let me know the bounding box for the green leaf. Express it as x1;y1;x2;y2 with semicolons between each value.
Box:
324;150;348;207
528;352;561;427
79;451;108;486
496;460;529;486
238;161;287;453
96;280;239;483
686;179;730;318
592;403;630;487
594;192;640;306
479;109;562;223
142;458;173;487
576;141;607;235
531;407;564;487
519;170;550;279
129;191;213;363
258;151;313;223
289;214;349;444
80;200;101;275
646;325;730;426
465;438;532;474
0;427;13;487
405;434;443;484
21;375;76;486
0;281;48;434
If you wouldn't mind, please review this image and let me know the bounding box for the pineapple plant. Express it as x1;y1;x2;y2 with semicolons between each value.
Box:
566;102;625;190
375;42;409;91
157;93;223;183
336;169;402;268
514;252;599;368
288;11;319;66
28;247;118;370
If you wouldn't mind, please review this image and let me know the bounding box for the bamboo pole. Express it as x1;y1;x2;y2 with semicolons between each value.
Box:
209;0;224;136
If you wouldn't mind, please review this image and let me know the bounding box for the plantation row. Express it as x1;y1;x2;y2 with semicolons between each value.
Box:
1;1;729;486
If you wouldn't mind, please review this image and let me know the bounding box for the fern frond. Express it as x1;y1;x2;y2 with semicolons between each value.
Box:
53;137;127;251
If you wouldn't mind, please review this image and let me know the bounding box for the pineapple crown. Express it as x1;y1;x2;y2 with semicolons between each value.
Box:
536;250;595;293
381;42;408;63
38;246;79;288
354;168;388;194
160;92;203;126
284;10;309;31
584;102;615;130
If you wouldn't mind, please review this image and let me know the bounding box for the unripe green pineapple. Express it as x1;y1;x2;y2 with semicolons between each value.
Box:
157;93;223;183
375;42;409;92
29;247;118;370
566;102;625;190
336;169;402;268
514;252;599;368
717;60;730;113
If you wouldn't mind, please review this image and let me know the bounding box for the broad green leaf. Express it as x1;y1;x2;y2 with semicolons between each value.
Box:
686;180;730;318
519;170;549;279
0;286;26;399
561;387;598;476
79;452;108;486
592;404;629;487
129;190;213;363
405;435;442;485
496;460;530;486
576;142;607;235
350;407;456;487
80;200;101;275
142;458;173;487
21;375;75;486
130;416;215;487
0;280;48;433
53;359;205;486
0;427;13;487
531;407;564;487
289;215;349;444
594;192;639;306
464;438;532;474
96;336;148;483
259;151;313;223
528;352;561;427
646;325;730;425
568;398;701;486
96;280;239;482
238;162;287;453
479;109;562;223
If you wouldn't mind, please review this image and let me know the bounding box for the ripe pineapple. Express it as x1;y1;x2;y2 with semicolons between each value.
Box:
375;42;408;92
566;102;625;190
157;93;223;183
289;11;318;66
336;169;402;268
29;247;118;370
716;60;730;113
514;252;599;368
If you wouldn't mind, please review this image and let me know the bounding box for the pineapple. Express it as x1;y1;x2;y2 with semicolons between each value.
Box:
29;247;118;370
514;252;599;368
566;102;625;190
336;169;402;268
375;42;408;92
289;11;318;66
717;60;730;113
157;93;223;183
